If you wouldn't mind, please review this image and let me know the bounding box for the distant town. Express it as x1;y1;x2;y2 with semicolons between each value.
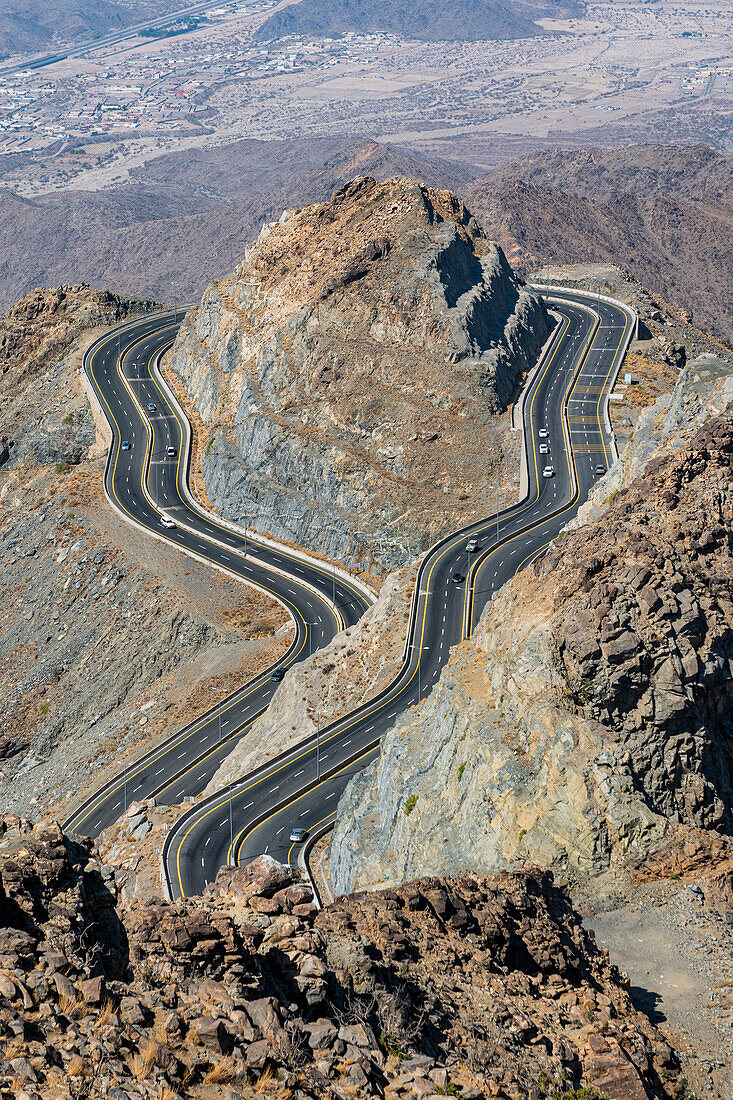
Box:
0;0;406;152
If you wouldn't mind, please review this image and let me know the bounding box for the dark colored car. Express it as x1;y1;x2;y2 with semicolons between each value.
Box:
452;571;463;584
271;667;286;682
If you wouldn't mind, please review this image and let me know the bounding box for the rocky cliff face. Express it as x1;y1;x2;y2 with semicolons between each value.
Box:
0;813;678;1099
168;176;550;570
331;351;733;897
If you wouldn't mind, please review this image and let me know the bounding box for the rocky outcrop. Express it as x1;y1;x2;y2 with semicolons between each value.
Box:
0;285;154;472
168;175;550;570
0;814;677;1099
331;354;733;897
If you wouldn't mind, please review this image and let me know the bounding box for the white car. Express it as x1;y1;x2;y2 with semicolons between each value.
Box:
166;446;177;457
538;428;549;438
465;538;479;553
159;516;176;529
539;443;549;454
542;466;555;478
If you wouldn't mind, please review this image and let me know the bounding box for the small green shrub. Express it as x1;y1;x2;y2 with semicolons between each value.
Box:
456;763;466;782
518;828;527;843
62;414;74;426
55;461;70;475
205;436;214;456
39;702;50;715
669;873;681;881
404;794;418;815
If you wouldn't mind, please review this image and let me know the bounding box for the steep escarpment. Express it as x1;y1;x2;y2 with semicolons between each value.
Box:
0;285;289;819
0;813;678;1099
331;352;733;897
168;175;550;570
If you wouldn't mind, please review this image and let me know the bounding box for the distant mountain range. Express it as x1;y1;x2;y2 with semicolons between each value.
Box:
0;138;730;344
254;0;581;44
464;144;733;341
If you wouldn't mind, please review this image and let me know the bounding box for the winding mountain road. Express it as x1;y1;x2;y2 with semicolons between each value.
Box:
65;288;635;901
65;310;374;838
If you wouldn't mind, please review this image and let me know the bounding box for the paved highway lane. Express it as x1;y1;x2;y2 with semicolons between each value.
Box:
164;290;636;897
65;311;374;839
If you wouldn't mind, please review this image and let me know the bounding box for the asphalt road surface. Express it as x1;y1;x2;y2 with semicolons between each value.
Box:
161;288;636;898
65;310;374;839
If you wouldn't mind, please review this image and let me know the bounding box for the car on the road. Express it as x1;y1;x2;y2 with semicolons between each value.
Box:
159;516;176;528
465;538;479;553
289;827;308;843
121;440;131;450
146;402;157;412
451;570;463;583
539;443;549;454
166;446;177;457
271;667;286;682
542;466;555;478
594;465;606;475
538;428;549;438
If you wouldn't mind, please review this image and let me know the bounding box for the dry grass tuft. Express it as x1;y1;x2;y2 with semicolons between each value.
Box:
97;998;115;1026
153;1013;172;1044
204;1054;238;1083
253;1065;275;1094
132;1038;159;1081
58;992;77;1015
67;1054;86;1077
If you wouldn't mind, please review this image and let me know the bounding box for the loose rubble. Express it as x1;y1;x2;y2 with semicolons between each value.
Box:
0;814;680;1099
